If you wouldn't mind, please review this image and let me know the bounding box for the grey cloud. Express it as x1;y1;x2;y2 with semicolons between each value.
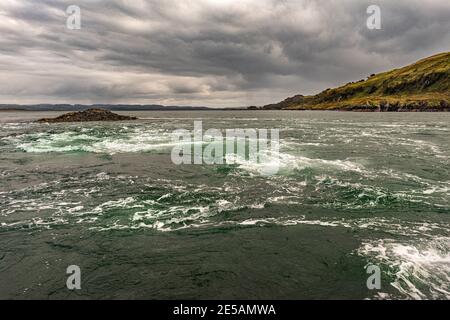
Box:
0;0;449;107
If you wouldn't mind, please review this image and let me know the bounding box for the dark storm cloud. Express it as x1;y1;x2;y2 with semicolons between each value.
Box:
0;0;449;107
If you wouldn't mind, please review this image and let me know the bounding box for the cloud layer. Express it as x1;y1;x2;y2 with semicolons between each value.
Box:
0;0;449;107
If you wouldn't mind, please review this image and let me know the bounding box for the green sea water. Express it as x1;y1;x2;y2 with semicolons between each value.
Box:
0;111;449;299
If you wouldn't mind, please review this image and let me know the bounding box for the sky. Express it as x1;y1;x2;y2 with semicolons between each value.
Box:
0;0;449;107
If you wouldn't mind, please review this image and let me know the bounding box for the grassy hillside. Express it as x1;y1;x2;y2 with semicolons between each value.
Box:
263;52;450;111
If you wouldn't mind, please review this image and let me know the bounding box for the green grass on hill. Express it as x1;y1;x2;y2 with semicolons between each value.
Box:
264;52;450;111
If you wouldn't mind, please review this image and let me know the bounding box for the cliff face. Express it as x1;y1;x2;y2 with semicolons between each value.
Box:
37;109;138;123
263;52;450;111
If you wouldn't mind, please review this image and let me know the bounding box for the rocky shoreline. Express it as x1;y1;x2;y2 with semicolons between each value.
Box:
255;100;450;112
337;101;450;112
37;109;138;123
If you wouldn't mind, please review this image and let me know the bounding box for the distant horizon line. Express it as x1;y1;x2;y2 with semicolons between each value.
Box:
0;103;248;111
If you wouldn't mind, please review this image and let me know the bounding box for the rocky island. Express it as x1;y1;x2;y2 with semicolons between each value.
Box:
37;108;138;123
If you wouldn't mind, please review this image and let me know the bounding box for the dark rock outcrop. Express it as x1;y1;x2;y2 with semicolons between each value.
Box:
37;108;138;123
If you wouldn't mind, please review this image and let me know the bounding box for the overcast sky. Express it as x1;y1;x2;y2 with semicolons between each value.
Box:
0;0;449;107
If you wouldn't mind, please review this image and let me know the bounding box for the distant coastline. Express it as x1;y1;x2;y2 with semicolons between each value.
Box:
0;104;215;112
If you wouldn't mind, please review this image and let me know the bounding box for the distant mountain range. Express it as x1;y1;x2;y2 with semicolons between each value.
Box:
0;104;214;111
262;52;450;111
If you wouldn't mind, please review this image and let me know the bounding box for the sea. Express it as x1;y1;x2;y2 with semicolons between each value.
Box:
0;110;449;299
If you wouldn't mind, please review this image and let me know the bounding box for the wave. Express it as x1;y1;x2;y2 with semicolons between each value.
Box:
2;167;447;234
358;237;450;300
5;127;176;154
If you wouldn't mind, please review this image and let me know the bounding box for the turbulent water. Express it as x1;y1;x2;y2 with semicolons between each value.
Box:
0;111;449;300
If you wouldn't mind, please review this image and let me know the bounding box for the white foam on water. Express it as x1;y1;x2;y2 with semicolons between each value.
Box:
358;237;450;300
227;148;367;176
89;197;141;214
423;186;450;196
267;195;303;205
0;123;28;130
7;126;374;179
137;215;449;238
234;217;353;228
8;127;182;154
